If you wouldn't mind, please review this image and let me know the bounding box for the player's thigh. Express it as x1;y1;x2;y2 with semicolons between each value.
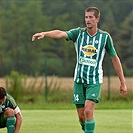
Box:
73;82;85;104
86;83;102;103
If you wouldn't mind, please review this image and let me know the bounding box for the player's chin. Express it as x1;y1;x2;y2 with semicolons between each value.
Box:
87;26;93;29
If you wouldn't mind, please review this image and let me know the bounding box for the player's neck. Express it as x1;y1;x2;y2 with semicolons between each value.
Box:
87;27;98;37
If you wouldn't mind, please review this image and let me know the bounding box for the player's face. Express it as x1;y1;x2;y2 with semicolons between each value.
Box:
0;96;6;105
85;11;99;29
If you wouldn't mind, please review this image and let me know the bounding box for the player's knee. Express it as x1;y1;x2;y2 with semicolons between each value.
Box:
4;108;15;118
84;108;94;118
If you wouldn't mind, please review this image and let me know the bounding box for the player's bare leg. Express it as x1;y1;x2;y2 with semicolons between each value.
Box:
77;107;85;131
84;100;96;133
4;108;16;133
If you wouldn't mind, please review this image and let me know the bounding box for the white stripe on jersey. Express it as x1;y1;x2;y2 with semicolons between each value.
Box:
74;31;81;82
92;36;96;84
98;34;108;83
96;34;104;83
80;32;85;83
86;35;90;83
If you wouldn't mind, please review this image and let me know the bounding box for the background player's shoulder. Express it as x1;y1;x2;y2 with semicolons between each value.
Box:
6;92;15;101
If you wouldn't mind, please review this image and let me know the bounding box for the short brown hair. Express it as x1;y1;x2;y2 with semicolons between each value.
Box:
0;87;6;99
85;7;100;18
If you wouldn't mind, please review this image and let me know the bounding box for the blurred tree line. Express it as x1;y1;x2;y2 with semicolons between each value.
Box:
0;0;133;77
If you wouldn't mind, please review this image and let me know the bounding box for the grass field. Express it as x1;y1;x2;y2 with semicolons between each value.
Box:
0;110;132;133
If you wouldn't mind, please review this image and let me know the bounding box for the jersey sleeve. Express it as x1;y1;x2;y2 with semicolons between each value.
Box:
6;93;17;109
66;27;80;42
14;106;21;114
105;34;117;56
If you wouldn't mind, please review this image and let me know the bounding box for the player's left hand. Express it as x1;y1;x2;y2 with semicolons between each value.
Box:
120;83;127;96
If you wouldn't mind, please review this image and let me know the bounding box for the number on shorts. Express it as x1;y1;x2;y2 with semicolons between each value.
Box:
74;94;79;102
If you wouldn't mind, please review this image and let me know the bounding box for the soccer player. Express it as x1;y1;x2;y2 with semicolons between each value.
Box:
32;7;127;133
0;87;22;133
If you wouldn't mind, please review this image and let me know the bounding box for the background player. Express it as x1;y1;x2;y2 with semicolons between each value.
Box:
0;87;22;133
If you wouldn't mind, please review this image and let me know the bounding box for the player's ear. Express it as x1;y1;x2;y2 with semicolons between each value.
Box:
96;16;100;23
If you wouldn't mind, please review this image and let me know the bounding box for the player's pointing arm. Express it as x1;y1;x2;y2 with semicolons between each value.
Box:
32;30;68;41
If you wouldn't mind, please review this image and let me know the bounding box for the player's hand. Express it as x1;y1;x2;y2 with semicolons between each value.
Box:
32;32;45;41
120;83;127;96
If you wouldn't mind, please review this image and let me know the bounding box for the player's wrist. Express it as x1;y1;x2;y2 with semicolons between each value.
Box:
121;81;126;85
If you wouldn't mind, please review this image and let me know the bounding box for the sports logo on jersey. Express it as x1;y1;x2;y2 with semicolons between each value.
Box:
82;45;97;57
95;40;99;44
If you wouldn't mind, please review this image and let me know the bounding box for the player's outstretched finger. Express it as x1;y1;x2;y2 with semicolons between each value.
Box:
32;36;35;41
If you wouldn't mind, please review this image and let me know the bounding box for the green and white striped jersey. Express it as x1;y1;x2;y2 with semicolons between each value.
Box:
0;92;20;114
66;27;117;84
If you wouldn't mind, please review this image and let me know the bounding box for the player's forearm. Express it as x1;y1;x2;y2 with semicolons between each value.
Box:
14;120;22;133
14;113;22;133
111;55;126;84
42;30;67;38
32;30;68;41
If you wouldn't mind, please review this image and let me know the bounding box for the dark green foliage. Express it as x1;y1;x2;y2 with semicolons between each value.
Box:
0;0;132;77
5;70;26;101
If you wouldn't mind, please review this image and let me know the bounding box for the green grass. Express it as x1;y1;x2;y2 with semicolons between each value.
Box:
17;91;132;110
0;110;132;133
18;100;132;110
18;95;132;111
